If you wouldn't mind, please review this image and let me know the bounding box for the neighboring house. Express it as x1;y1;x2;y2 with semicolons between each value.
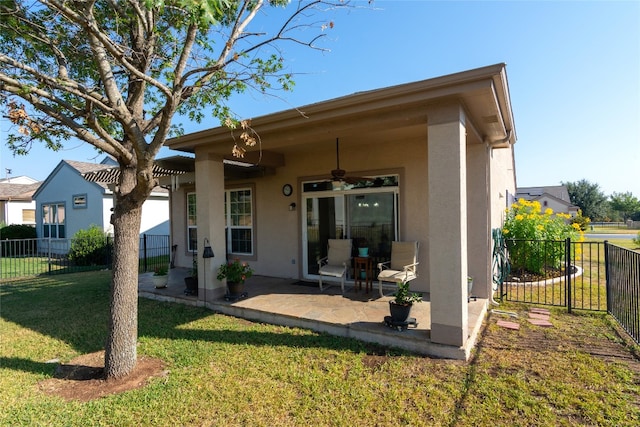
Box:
33;157;170;242
164;63;518;352
515;185;579;217
0;176;40;226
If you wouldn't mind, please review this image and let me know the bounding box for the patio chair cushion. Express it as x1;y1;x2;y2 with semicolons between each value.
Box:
319;264;348;277
378;269;417;283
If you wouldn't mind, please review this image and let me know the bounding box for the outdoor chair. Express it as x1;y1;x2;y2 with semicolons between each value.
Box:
317;239;352;293
377;241;419;297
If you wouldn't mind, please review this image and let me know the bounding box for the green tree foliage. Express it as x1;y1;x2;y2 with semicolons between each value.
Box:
563;179;607;221
69;225;112;266
0;0;350;379
609;191;640;221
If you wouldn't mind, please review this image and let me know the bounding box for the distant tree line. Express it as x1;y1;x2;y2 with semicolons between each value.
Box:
562;179;640;222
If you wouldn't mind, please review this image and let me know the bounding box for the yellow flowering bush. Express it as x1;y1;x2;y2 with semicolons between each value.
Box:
503;199;584;275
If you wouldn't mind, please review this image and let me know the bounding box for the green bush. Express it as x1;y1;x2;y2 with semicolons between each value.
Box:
633;231;640;248
569;210;591;231
0;224;37;239
0;224;37;256
503;199;583;275
68;225;112;266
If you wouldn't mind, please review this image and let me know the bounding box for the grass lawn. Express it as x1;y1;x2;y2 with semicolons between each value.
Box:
1;272;639;426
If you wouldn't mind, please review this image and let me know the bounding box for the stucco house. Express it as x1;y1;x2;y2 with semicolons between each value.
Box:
0;176;40;226
33;157;170;242
164;63;517;353
515;185;578;217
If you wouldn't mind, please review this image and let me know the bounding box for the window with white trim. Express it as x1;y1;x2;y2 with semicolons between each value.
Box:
225;188;253;255
42;203;65;238
187;192;197;252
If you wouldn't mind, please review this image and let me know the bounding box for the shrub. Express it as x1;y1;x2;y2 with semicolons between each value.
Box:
633;231;640;248
569;210;591;231
0;224;37;256
503;199;583;275
68;225;112;266
0;224;37;239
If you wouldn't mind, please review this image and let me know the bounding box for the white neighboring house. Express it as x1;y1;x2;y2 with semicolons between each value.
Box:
0;176;41;227
515;185;579;217
0;175;41;226
33;157;169;244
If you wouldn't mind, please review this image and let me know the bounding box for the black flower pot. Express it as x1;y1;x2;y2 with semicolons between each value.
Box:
227;281;244;297
389;301;413;322
184;276;198;296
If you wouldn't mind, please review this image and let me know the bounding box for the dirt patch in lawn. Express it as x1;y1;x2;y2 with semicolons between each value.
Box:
38;351;168;402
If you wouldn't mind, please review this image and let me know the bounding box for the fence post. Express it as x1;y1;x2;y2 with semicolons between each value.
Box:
143;234;148;273
565;237;572;314
604;240;610;313
47;236;52;275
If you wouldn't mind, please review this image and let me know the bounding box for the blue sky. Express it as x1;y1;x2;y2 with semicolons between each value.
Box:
1;0;638;197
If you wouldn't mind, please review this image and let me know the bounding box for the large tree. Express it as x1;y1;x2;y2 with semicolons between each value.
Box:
609;191;640;221
563;179;607;221
0;0;349;379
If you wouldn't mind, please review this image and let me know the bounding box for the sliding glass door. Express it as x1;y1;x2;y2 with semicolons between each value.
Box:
302;177;398;279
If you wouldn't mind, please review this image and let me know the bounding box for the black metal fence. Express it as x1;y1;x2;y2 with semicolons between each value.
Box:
606;242;640;344
496;236;639;344
500;238;607;312
0;234;169;280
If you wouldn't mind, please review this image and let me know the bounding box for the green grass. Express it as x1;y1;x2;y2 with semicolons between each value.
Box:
2;272;639;426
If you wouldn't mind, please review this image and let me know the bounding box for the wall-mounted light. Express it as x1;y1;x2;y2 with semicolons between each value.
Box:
289;202;296;211
202;238;214;258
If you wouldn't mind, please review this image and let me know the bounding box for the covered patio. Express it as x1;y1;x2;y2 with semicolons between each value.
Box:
139;269;488;359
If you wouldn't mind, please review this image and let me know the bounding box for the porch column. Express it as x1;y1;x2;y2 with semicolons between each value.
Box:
466;143;491;299
428;103;468;347
194;150;226;303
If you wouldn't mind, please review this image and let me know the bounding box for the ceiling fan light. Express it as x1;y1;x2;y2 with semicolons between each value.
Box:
331;181;343;191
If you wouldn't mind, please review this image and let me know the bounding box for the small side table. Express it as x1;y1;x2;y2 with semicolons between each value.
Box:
354;256;373;293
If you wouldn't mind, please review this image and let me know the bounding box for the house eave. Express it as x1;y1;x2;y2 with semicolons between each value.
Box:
166;63;516;155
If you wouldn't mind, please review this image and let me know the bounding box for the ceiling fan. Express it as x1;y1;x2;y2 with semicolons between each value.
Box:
323;138;372;186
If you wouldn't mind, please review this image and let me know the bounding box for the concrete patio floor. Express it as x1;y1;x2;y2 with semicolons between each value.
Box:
138;268;488;360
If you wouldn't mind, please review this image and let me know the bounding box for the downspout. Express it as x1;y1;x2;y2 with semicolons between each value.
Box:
484;128;513;306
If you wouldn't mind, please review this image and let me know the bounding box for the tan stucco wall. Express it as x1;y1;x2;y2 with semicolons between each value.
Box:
171;135;432;291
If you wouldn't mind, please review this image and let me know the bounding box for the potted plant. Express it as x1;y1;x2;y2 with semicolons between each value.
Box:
217;259;253;297
152;265;169;289
389;280;422;322
184;256;198;295
357;238;369;257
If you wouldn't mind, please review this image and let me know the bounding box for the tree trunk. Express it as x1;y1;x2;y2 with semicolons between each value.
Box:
104;167;145;379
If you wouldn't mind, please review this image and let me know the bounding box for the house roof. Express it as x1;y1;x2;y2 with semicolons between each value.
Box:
81;155;195;185
166;63;517;166
0;181;41;201
516;185;571;202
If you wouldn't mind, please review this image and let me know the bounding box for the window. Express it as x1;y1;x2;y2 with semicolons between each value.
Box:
225;188;253;255
187;192;197;252
42;203;65;238
22;209;35;224
73;194;87;208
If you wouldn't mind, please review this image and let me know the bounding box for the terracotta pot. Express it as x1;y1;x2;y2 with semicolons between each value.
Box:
227;281;244;296
389;301;412;322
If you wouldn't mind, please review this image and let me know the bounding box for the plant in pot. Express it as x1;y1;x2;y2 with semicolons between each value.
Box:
217;259;253;297
153;265;169;289
389;280;422;322
184;256;198;295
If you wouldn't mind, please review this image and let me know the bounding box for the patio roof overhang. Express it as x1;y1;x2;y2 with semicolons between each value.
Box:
166;63;516;159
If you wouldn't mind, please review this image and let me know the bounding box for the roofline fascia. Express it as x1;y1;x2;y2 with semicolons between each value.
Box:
167;63;513;151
